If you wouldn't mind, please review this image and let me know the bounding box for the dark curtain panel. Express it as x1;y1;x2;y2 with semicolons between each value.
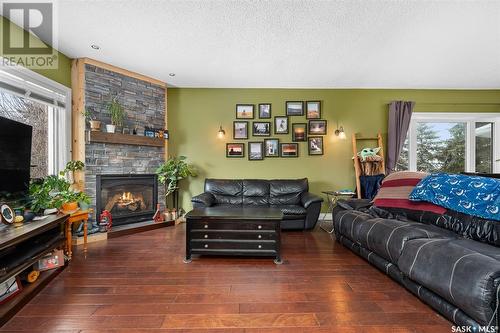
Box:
386;101;415;174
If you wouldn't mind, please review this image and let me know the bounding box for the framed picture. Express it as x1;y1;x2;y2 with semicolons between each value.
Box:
280;143;299;157
226;143;245;157
258;103;271;119
286;101;304;116
308;120;327;135
264;139;279;157
252;122;271;136
236;104;254;119
308;136;324;155
306;101;321;119
233;121;248;139
274;116;289;134
292;123;307;142
248;142;264;160
0;204;14;225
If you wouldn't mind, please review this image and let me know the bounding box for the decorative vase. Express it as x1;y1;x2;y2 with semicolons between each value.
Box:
78;201;90;211
89;120;101;132
66;171;74;185
106;124;116;133
61;201;78;212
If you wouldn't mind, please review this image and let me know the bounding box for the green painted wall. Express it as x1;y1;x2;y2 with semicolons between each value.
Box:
168;88;500;211
0;16;72;87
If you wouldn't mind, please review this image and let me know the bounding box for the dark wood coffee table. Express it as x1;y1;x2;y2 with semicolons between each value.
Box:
184;207;283;264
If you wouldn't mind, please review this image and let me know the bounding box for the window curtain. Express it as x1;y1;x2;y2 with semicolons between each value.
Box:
386;101;415;174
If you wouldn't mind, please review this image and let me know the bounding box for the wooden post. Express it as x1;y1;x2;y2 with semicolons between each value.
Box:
71;59;86;192
164;86;168;161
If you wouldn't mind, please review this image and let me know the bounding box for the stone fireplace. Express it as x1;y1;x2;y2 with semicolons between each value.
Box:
96;174;158;226
81;62;167;224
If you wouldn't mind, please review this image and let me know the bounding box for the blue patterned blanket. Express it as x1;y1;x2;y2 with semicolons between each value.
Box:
409;173;500;221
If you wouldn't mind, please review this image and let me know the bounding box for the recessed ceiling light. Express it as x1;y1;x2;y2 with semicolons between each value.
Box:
169;73;176;77
91;44;100;50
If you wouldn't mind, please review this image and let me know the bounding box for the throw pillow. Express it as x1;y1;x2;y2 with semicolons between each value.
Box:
373;171;446;214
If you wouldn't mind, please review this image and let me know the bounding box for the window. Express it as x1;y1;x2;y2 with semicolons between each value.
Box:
397;113;500;174
0;59;71;177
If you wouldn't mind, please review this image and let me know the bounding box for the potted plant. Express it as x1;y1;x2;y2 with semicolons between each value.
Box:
54;190;90;213
29;174;91;215
28;175;69;214
106;97;125;133
59;160;85;186
82;108;101;132
156;156;197;211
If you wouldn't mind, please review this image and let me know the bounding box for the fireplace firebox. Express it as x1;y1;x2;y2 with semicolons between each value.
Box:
96;174;158;226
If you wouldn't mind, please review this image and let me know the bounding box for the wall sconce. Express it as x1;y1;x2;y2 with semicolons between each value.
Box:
335;126;346;140
217;125;226;139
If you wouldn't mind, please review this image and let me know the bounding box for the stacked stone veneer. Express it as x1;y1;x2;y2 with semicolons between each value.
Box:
84;64;166;216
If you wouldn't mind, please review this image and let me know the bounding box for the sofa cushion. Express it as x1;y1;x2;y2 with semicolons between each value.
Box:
269;178;308;205
398;238;500;325
272;204;307;216
335;210;455;263
243;180;269;205
373;171;446;214
205;179;243;205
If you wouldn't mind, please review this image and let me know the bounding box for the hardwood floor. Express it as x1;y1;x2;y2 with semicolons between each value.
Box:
0;224;453;332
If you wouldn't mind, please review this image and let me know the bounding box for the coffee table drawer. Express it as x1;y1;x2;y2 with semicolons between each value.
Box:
190;239;276;251
191;220;276;231
191;230;276;241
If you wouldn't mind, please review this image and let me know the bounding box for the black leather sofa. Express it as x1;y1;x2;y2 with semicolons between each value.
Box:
191;178;323;230
334;199;500;331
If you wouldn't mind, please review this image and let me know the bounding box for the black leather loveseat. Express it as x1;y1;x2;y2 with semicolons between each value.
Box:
334;199;500;331
191;178;323;230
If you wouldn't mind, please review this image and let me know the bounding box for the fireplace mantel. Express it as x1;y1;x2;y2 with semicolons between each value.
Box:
88;131;165;147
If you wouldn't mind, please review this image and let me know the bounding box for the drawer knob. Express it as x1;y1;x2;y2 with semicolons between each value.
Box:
204;224;208;229
258;245;262;249
204;234;208;238
204;244;208;248
258;235;262;239
258;225;262;229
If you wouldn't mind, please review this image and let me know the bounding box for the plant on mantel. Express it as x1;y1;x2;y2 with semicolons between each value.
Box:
156;156;197;212
82;108;101;132
106;96;125;133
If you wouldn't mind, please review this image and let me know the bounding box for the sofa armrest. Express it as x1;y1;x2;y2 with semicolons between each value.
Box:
191;192;215;207
301;192;323;209
337;199;372;211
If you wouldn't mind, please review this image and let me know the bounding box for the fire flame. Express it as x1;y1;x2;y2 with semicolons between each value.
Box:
121;192;133;202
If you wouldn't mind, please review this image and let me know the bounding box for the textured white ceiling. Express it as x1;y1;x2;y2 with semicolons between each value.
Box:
33;1;500;88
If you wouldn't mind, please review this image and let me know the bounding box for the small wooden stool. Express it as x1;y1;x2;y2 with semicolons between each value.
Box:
65;209;89;259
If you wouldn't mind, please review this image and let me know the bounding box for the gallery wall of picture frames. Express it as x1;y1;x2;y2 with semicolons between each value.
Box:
227;101;326;159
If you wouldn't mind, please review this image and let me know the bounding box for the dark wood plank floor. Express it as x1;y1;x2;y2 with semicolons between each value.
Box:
1;224;453;332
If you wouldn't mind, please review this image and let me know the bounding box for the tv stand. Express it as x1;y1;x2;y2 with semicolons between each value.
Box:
0;214;68;326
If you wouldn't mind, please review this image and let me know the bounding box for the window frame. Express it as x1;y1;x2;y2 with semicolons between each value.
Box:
0;59;71;175
406;112;500;173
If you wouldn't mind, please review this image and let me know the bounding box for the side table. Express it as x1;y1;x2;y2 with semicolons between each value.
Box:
319;191;356;233
65;209;90;259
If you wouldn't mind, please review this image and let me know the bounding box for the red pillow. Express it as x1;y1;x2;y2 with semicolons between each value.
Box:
373;171;446;214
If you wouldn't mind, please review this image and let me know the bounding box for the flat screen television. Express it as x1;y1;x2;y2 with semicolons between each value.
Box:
0;116;32;195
